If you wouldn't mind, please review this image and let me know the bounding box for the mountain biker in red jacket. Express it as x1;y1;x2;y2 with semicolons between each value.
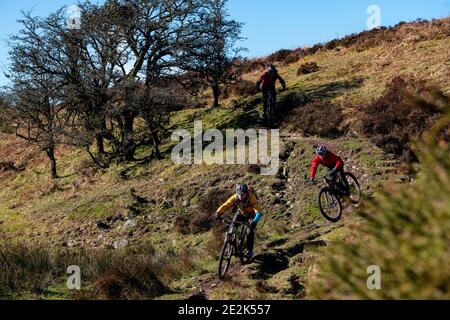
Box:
256;64;286;120
309;145;350;191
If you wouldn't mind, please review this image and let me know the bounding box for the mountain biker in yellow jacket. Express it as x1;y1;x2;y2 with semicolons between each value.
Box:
256;64;286;120
215;184;263;260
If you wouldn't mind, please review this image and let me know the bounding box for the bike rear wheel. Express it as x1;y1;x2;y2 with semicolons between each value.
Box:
345;172;362;204
267;94;275;128
317;187;342;222
218;240;234;280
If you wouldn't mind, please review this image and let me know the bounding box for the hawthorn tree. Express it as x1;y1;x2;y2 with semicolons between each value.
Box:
7;12;71;179
101;0;202;160
179;0;245;108
64;2;126;157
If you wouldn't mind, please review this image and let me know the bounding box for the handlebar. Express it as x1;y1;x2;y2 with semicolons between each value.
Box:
217;214;249;227
304;173;332;185
218;216;233;225
317;173;331;180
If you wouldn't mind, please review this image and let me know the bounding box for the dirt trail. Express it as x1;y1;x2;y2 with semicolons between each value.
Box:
191;219;344;300
187;135;357;300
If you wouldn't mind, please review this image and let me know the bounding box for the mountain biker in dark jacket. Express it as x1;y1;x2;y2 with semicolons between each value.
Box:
256;64;286;120
214;184;263;260
309;145;349;191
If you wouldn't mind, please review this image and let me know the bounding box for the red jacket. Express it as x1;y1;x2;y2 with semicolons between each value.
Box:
257;71;285;90
310;151;344;178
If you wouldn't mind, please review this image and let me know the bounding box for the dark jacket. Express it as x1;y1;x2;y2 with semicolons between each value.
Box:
256;71;286;91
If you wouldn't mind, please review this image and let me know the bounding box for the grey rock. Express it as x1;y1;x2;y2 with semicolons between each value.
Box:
67;241;76;248
124;219;137;228
113;239;128;249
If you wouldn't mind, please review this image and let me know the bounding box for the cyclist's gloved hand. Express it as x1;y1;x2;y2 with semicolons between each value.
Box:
328;167;338;177
308;177;317;184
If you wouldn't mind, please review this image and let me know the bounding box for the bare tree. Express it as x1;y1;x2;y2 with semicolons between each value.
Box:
6;12;77;179
5;0;219;170
179;0;245;108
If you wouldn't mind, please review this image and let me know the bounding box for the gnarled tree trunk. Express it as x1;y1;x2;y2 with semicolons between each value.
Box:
45;147;58;180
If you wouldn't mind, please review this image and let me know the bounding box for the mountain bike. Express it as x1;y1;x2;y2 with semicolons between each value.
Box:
311;171;362;222
217;212;252;280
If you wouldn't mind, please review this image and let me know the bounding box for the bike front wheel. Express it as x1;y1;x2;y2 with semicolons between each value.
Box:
218;240;234;280
317;187;342;222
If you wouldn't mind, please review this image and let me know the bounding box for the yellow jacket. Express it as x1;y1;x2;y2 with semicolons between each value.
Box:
217;193;262;216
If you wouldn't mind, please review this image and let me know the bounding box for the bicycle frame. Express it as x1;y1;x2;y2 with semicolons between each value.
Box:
318;173;348;197
222;213;248;253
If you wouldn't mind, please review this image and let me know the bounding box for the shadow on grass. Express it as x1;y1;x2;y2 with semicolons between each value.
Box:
303;78;364;101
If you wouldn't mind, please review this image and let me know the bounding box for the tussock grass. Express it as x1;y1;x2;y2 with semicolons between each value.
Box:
0;243;194;300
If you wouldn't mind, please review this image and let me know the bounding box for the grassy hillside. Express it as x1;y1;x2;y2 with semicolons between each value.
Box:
0;18;449;300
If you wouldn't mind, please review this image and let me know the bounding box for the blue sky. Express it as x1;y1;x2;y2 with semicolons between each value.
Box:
228;0;450;57
1;0;449;86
